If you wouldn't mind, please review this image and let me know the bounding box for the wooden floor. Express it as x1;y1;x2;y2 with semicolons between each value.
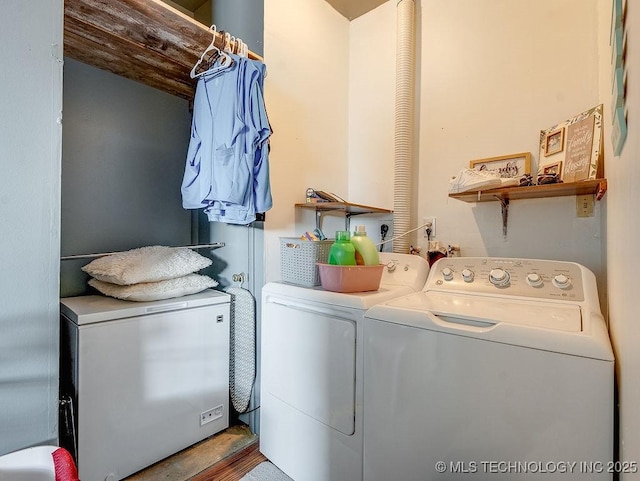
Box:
190;442;267;481
124;424;267;481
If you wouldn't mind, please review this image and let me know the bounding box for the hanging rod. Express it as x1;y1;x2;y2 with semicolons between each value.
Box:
60;243;225;261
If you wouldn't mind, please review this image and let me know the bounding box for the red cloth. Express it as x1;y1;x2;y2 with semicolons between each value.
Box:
52;447;80;481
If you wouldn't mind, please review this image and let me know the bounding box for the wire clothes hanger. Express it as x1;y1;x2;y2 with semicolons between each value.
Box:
206;31;236;73
190;25;234;79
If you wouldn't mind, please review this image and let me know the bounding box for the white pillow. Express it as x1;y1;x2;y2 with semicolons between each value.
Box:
88;274;219;302
82;246;212;286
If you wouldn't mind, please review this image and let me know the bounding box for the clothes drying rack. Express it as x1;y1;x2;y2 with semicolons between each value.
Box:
60;243;225;261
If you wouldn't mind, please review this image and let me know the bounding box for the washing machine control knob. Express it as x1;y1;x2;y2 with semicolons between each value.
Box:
461;269;474;282
526;273;543;287
386;261;397;272
489;268;510;287
442;267;454;281
553;274;571;289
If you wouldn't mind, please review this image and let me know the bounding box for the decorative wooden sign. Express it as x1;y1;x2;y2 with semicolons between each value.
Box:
469;152;531;178
563;114;595;182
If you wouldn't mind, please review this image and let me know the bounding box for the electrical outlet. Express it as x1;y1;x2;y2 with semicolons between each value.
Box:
576;195;594;217
377;220;393;252
423;217;436;239
200;405;224;426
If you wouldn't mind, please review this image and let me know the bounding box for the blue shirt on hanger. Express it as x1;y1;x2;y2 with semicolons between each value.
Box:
181;53;272;224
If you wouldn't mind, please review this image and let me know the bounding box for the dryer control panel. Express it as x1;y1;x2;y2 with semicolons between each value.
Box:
379;252;430;292
427;257;585;302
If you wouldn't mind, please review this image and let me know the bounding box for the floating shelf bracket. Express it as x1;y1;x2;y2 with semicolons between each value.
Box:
314;210;363;231
497;196;509;238
315;210;323;231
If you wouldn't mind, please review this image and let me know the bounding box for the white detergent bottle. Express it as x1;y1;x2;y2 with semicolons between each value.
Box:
351;225;380;265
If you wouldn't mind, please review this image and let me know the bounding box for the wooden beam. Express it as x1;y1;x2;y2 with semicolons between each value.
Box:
64;0;263;100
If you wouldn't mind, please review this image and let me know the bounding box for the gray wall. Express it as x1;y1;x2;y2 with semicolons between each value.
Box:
60;59;194;297
0;0;63;454
212;0;264;56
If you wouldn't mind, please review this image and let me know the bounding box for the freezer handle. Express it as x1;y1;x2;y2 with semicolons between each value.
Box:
144;302;188;314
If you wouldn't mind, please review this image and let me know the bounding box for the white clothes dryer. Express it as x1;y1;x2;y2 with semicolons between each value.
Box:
363;257;614;481
260;252;430;481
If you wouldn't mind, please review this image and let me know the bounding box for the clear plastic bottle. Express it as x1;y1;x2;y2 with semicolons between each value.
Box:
350;225;380;265
328;231;357;265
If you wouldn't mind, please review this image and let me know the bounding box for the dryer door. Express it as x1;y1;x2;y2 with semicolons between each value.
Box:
262;298;356;435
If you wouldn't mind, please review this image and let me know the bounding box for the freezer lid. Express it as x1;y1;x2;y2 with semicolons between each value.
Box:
60;289;230;325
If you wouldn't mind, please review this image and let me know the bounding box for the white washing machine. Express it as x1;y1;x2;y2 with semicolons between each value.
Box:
59;290;231;481
363;257;614;481
260;252;430;481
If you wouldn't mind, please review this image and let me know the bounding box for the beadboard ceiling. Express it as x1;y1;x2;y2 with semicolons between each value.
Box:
325;0;388;20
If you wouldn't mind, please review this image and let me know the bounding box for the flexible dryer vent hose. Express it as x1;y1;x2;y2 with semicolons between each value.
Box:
393;0;416;254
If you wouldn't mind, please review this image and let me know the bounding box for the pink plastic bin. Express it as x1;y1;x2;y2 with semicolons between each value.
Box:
317;263;384;293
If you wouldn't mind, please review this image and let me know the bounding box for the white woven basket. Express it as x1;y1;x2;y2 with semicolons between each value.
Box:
279;238;333;287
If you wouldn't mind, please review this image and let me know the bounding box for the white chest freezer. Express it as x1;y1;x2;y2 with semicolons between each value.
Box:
59;290;231;481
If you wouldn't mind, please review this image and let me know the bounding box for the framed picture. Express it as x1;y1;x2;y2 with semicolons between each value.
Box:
544;127;565;156
538;104;603;183
542;161;563;176
469;152;531;179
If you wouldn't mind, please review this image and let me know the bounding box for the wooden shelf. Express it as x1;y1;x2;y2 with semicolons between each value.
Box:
295;201;392;231
64;0;262;101
448;178;607;203
295;201;392;215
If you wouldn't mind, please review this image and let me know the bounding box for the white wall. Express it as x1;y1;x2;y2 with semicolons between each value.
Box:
603;0;640;475
263;0;350;282
265;0;604;282
349;0;603;289
349;1;397;209
0;0;63;453
417;0;601;272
